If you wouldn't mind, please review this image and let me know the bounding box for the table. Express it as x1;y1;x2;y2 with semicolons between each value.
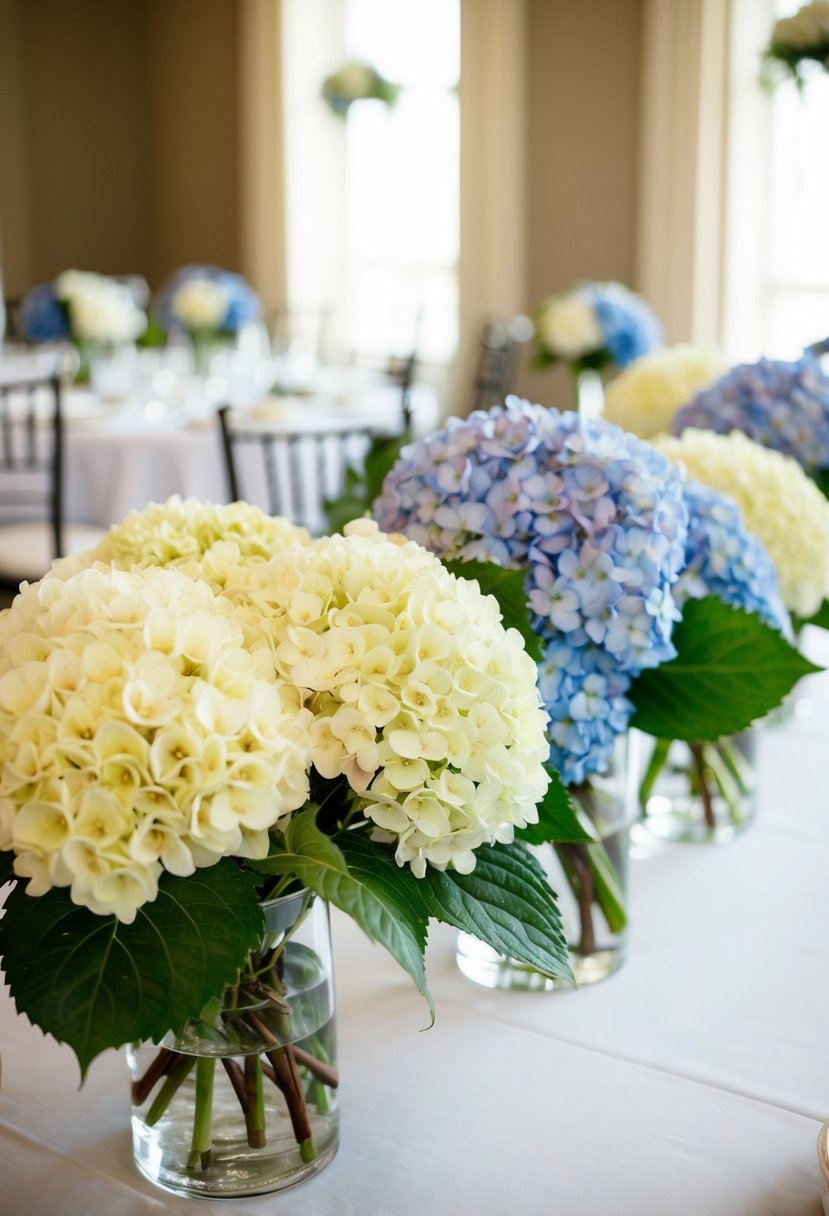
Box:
2;669;828;1214
0;359;439;531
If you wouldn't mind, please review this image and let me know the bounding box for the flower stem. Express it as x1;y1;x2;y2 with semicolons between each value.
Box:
220;1056;249;1114
131;1046;175;1107
244;1055;267;1149
188;1056;216;1170
639;736;672;811
689;742;716;829
145;1054;195;1127
556;842;596;955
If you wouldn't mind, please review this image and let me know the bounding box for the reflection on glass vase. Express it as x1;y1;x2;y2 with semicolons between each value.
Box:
456;739;637;990
633;729;757;845
128;889;338;1199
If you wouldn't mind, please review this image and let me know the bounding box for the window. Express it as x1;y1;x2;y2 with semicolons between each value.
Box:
723;0;829;360
281;0;460;371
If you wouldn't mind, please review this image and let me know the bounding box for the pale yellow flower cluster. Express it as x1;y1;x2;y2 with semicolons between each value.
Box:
603;345;727;439
0;567;311;923
4;498;551;911
91;496;311;588
229;520;551;878
653;429;829;617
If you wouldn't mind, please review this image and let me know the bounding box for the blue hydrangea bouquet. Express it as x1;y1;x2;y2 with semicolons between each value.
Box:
154;265;261;373
673;354;829;629
532;281;663;386
374;398;818;979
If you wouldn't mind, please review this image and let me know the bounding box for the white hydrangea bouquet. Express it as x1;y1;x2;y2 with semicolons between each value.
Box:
20;269;147;383
602;344;727;440
0;499;573;1177
762;1;829;86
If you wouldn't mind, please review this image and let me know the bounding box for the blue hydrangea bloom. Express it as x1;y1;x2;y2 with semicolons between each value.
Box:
676;480;790;636
154;264;261;334
674;356;829;473
19;282;70;342
585;282;664;368
374;397;689;784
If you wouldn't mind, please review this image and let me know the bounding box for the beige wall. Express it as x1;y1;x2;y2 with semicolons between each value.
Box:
0;0;242;297
515;0;644;407
2;0;149;294
145;0;241;287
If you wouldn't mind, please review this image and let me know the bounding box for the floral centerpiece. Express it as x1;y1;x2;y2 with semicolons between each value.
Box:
673;356;829;508
761;1;829;86
154;265;261;374
602;344;727;439
20;270;147;382
374;399;817;969
655;427;829;620
321;59;401;116
532;281;663;407
0;499;573;1198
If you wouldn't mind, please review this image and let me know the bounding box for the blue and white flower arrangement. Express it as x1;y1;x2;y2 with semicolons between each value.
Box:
373;396;817;967
374;397;689;785
533;281;663;376
20;270;147;347
673;356;829;490
675;480;790;636
155;265;261;337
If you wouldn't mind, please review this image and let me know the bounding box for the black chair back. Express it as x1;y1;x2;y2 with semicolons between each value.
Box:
470;321;517;413
217;406;404;535
0;373;64;558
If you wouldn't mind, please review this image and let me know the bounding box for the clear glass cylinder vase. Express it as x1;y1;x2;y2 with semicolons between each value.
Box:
128;889;338;1199
632;729;757;845
456;738;637;990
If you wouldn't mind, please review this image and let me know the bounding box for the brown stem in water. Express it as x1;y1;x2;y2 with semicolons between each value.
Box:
291;1044;339;1090
131;1046;175;1107
220;1056;249;1113
563;842;596;956
243;1010;316;1159
689;742;716;829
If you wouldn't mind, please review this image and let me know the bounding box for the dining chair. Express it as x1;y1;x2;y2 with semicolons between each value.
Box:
0;371;105;586
468;315;535;414
217;405;407;535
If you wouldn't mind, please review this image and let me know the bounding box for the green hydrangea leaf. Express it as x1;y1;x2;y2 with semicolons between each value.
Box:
254;809;433;1019
442;560;543;661
0;861;265;1080
418;841;574;985
630;596;822;740
516;765;598;846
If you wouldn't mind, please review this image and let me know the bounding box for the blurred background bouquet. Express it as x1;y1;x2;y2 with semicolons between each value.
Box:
321;59;401;116
762;1;829;86
532;280;663;386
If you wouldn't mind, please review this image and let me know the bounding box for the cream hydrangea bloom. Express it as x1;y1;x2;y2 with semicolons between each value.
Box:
603;344;727;439
0;566;311;923
536;294;603;360
225;519;551;878
171;278;228;331
56;497;311;592
653;429;829;617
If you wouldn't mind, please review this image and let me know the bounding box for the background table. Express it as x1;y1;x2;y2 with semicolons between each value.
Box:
2;657;829;1214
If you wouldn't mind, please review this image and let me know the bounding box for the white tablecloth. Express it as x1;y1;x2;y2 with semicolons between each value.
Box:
2;679;828;1214
59;381;437;530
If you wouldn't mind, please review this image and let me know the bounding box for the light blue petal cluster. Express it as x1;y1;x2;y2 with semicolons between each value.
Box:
674;356;829;472
19;282;70;343
585;282;664;368
374;397;689;784
154;264;261;334
676;480;790;636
